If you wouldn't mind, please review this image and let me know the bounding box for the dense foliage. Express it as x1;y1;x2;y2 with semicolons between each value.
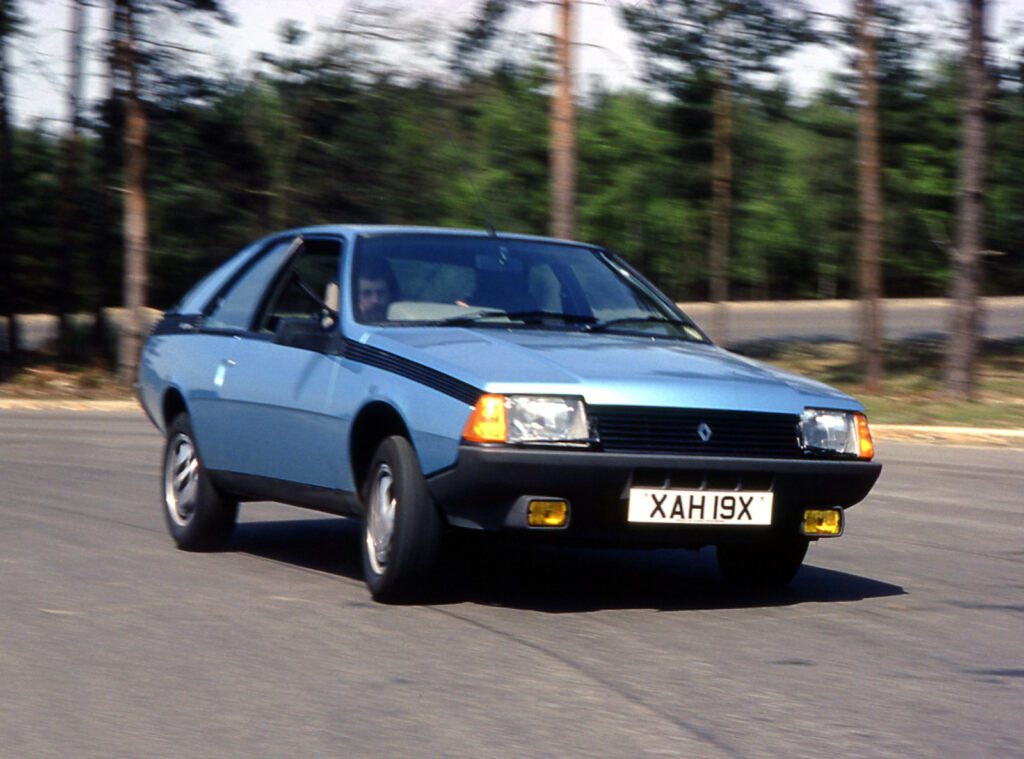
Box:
5;14;1024;313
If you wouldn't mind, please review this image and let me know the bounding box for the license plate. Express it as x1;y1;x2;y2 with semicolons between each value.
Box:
627;488;773;525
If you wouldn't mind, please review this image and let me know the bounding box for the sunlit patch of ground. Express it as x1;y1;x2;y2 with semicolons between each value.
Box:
0;358;129;400
751;338;1024;428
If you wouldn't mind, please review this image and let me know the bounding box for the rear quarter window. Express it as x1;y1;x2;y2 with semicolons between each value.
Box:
204;239;296;331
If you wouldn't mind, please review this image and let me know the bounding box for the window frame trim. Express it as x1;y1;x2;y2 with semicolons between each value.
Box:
254;235;346;336
198;233;345;338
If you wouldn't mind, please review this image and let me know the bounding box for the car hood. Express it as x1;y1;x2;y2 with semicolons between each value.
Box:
364;327;861;414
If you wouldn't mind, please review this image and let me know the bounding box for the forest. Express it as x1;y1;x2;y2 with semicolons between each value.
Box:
0;0;1020;393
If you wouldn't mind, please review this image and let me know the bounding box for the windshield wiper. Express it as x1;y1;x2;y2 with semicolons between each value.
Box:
437;310;598;326
584;315;678;333
505;310;598;325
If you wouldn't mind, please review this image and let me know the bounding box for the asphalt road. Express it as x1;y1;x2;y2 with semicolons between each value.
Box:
3;297;1023;352
1;411;1021;758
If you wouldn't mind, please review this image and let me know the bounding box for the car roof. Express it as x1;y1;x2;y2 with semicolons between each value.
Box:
285;224;599;249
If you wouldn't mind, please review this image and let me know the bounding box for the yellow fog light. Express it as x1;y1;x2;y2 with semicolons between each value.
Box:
802;508;844;537
527;499;569;528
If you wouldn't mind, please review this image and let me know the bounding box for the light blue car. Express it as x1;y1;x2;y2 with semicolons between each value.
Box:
138;226;881;601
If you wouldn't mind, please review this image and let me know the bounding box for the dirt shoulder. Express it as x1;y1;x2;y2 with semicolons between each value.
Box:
870;424;1024;449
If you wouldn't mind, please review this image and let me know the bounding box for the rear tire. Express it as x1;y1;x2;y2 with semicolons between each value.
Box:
361;436;443;603
716;536;809;591
162;413;238;551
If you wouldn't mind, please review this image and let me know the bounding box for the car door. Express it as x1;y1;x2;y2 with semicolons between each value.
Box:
210;236;347;490
189;235;301;472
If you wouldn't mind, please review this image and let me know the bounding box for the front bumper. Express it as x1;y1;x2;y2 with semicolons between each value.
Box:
426;446;882;547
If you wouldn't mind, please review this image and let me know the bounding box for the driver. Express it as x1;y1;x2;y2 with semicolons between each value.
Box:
356;264;393;323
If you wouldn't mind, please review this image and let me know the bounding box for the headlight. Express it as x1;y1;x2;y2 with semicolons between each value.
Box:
799;409;874;459
463;394;591;445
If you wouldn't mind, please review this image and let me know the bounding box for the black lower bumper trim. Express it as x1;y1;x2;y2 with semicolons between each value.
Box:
426;446;881;545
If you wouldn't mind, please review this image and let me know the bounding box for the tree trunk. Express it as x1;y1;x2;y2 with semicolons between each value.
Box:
58;0;85;360
549;0;575;240
944;0;987;399
116;0;149;385
709;63;732;343
0;0;18;366
91;3;121;362
857;0;884;390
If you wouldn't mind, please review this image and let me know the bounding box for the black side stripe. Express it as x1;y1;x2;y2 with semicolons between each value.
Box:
150;315;483;406
343;339;482;406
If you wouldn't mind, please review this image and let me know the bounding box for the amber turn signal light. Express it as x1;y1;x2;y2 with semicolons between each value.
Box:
462;394;507;443
854;413;874;460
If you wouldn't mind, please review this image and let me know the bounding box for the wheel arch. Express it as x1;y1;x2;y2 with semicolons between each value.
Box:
349;401;413;495
162;386;190;430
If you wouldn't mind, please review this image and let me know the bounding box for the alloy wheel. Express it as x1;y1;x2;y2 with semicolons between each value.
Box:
365;463;397;575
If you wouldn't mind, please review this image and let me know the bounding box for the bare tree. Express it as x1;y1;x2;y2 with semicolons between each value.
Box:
550;0;576;240
857;0;884;390
944;0;987;399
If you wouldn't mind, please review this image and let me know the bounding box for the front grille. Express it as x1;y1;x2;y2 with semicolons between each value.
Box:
590;406;803;458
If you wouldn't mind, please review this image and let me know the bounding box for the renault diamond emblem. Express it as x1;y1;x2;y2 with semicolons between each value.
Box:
697;422;713;443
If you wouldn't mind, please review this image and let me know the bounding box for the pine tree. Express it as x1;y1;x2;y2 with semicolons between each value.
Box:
621;0;815;342
111;0;232;384
550;0;575;239
857;0;884;389
944;0;988;398
58;0;86;360
0;0;20;365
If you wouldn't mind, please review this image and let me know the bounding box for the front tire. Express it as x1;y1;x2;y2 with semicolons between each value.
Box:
361;436;443;602
162;413;238;551
716;536;809;591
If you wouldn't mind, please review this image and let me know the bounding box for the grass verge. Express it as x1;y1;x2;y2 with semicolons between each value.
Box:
0;357;130;401
745;338;1024;428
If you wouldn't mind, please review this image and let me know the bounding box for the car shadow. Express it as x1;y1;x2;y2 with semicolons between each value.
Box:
230;516;366;581
229;517;905;613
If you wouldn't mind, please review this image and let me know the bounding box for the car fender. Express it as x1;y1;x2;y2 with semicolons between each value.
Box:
335;361;472;490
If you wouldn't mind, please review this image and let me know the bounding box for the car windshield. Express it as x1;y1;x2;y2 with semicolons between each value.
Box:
352;233;706;342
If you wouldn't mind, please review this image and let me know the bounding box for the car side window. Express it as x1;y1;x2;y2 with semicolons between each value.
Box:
260;238;343;334
204;238;297;331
